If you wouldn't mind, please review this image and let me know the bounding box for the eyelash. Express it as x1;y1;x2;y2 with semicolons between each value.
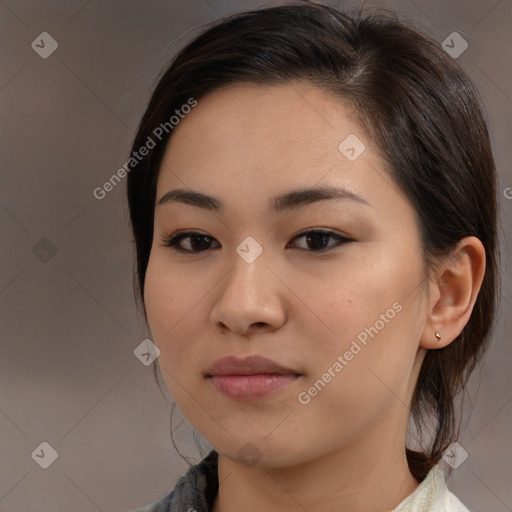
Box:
161;229;353;254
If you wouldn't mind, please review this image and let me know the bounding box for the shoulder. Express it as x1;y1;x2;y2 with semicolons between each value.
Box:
393;464;471;512
126;450;219;512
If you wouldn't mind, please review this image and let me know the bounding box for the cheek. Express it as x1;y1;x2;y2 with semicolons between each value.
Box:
295;249;424;394
145;253;200;333
143;255;203;371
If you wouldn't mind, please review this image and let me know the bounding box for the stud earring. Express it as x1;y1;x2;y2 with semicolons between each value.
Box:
435;332;442;342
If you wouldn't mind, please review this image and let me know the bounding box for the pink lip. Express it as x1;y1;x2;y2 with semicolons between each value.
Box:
205;355;301;401
209;374;299;400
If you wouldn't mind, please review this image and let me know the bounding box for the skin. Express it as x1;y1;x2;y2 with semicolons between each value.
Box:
143;81;485;512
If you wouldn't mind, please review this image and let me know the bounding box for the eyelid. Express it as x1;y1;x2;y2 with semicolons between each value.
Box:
293;227;351;238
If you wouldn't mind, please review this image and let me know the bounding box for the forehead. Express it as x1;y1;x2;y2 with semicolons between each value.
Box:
162;81;366;164
155;82;406;218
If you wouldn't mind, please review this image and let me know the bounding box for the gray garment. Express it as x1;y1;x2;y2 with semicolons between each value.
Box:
129;450;470;512
129;450;218;512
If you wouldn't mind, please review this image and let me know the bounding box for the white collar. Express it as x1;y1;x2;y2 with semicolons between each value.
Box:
392;464;470;512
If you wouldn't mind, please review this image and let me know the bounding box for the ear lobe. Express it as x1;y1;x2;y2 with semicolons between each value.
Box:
420;236;486;350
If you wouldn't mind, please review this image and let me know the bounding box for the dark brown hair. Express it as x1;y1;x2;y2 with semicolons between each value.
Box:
126;2;500;480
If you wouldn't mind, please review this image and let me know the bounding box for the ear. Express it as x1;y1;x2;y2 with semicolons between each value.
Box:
420;236;486;350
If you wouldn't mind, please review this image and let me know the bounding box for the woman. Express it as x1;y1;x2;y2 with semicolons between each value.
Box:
126;3;500;511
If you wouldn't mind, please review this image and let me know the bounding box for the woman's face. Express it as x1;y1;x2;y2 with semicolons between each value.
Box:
144;82;431;468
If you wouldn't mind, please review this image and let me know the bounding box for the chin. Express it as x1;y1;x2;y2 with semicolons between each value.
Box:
209;433;315;469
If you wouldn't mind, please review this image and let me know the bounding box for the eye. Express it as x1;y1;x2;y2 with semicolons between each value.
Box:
162;228;353;254
287;229;353;252
161;231;220;253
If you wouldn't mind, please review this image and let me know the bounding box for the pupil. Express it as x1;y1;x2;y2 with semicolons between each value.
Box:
191;234;210;251
308;232;329;249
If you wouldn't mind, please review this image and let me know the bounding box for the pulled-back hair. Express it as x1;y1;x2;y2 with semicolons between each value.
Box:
126;2;500;480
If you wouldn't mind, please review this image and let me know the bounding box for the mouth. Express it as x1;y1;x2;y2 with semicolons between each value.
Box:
205;355;302;401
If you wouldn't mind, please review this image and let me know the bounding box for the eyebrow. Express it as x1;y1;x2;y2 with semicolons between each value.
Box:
156;185;372;213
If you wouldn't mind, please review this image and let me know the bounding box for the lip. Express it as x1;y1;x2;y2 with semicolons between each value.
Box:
206;355;300;376
205;355;302;401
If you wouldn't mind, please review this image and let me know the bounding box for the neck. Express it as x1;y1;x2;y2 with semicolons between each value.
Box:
211;419;419;512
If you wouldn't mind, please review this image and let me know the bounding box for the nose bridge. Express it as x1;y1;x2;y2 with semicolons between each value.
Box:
226;235;270;299
211;234;286;333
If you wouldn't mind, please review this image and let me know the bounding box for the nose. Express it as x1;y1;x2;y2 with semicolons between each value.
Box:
210;243;287;336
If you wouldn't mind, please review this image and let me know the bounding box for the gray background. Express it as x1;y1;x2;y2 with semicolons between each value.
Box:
0;0;511;511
